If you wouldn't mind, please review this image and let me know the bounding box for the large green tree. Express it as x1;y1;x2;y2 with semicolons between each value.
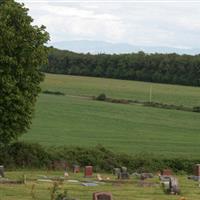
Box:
0;0;49;145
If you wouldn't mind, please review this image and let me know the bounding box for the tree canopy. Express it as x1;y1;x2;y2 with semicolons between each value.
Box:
0;0;49;145
44;48;200;87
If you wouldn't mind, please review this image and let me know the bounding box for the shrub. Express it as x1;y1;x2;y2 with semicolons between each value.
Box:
0;142;199;174
96;93;106;101
43;90;65;96
108;98;129;104
144;102;193;112
0;142;51;168
193;106;200;112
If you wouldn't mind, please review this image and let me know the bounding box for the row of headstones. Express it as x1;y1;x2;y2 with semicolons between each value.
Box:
49;161;92;177
1;164;200;199
0;165;112;200
0;164;92;179
113;167;130;179
49;161;93;177
2;163;200;179
157;165;200;195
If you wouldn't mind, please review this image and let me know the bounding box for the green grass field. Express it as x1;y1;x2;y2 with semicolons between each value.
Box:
1;170;200;200
41;73;200;107
3;74;200;200
21;74;200;157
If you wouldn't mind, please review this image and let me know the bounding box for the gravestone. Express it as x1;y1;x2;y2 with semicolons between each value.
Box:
113;168;120;175
162;169;172;176
194;164;200;177
162;176;180;195
0;166;4;177
73;165;80;173
187;164;200;181
169;176;180;195
121;166;127;173
117;166;129;179
93;192;112;200
84;166;93;178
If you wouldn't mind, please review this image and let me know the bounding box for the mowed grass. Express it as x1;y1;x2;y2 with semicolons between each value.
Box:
42;73;200;107
22;92;200;157
1;170;200;200
4;74;200;199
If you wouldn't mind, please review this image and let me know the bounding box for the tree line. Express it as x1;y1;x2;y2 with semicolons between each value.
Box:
1;141;199;173
43;48;200;86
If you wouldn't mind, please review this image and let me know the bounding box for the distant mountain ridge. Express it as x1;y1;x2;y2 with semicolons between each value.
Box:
49;40;200;55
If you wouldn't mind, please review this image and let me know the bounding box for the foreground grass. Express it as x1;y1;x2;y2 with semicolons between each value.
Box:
42;73;200;107
1;170;200;200
22;93;200;157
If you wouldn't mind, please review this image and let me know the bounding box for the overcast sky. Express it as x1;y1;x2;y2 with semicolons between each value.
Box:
17;0;200;49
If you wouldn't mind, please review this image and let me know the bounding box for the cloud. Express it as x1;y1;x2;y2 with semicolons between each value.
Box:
17;0;200;48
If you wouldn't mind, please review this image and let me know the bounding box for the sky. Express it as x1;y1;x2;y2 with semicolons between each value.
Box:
17;0;200;49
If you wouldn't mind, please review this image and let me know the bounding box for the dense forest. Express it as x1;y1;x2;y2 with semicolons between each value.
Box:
42;47;200;86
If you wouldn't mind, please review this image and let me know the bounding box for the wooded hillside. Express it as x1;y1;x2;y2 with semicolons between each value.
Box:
42;48;200;86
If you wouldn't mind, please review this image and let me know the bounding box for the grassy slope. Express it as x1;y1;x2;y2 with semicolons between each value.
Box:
21;74;200;157
41;73;200;107
1;171;200;200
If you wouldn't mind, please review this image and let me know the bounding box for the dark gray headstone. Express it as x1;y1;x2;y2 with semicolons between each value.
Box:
0;166;4;178
121;172;129;179
117;166;129;179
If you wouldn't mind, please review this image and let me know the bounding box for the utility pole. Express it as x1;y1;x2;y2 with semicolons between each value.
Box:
149;85;152;103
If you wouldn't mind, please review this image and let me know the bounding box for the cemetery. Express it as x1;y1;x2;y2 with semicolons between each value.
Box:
1;1;200;200
1;163;200;200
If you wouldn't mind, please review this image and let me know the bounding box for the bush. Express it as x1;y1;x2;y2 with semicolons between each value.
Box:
108;98;129;104
0;142;199;174
96;93;106;101
43;90;65;96
0;142;51;168
144;102;193;112
193;106;200;112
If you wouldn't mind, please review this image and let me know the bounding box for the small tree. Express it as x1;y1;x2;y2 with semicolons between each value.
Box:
96;93;106;101
0;0;49;145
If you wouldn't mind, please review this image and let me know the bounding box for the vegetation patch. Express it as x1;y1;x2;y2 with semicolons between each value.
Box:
43;48;200;86
143;102;194;112
43;90;65;96
1;142;199;174
42;73;200;107
23;80;200;157
193;106;200;112
94;94;200;113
